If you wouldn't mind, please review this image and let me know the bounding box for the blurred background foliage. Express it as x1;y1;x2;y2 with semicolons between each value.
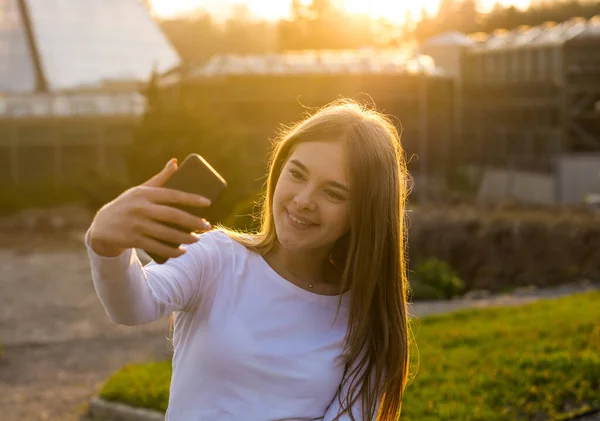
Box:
157;0;600;64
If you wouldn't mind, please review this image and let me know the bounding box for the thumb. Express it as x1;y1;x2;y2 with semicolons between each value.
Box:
142;158;178;187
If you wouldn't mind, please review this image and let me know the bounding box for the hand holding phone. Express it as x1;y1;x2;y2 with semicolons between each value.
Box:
145;153;227;264
88;156;221;261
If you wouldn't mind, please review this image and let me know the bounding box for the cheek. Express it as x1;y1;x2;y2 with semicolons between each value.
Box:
325;203;350;231
272;181;286;208
272;182;292;221
273;177;291;201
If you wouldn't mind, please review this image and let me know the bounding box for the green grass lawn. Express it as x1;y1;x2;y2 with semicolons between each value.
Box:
98;291;600;420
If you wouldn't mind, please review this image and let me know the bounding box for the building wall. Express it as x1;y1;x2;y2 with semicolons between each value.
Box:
472;154;600;205
556;154;600;204
476;168;556;205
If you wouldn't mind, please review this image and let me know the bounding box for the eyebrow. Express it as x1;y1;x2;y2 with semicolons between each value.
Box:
289;159;350;192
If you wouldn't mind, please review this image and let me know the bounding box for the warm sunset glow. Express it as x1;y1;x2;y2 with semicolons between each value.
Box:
150;0;532;23
150;0;202;17
341;0;438;23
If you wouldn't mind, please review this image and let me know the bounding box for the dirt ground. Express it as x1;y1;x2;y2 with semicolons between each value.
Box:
0;231;172;421
0;229;598;421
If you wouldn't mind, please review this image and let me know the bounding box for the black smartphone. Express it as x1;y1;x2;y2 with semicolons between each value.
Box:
145;153;227;264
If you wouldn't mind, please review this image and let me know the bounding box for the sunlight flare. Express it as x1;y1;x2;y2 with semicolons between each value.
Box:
150;0;532;22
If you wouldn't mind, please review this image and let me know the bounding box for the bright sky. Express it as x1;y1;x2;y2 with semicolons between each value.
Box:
150;0;532;23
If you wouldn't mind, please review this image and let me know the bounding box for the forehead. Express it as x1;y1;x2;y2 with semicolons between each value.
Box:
287;140;349;182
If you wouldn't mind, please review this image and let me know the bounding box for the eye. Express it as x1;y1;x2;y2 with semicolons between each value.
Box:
290;169;304;180
325;189;345;200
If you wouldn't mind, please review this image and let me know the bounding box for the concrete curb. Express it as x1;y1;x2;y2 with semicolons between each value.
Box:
81;397;164;421
575;409;600;421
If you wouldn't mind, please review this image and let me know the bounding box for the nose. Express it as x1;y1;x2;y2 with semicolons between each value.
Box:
293;186;316;211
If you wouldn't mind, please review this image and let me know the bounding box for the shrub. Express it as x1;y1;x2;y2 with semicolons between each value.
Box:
410;258;465;300
99;361;171;413
0;182;83;216
408;204;600;292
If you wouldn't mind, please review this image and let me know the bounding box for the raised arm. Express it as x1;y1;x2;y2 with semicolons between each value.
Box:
86;228;227;326
85;157;216;326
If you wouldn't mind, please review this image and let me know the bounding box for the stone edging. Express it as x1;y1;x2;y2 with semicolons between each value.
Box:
81;397;165;421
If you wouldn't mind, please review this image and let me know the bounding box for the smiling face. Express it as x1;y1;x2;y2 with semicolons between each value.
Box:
272;140;351;254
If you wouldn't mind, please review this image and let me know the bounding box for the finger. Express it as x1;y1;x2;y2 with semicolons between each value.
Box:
135;235;187;259
142;219;201;246
142;204;210;232
142;158;178;188
146;187;211;208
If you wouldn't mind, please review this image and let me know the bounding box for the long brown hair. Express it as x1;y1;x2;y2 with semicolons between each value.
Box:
172;98;415;420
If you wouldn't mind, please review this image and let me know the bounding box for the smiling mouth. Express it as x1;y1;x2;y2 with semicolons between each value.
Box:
286;209;317;227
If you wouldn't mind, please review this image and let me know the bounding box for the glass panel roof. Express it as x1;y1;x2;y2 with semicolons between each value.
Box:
25;0;180;91
191;49;446;77
0;0;37;93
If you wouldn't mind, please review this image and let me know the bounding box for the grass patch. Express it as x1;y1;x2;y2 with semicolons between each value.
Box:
403;291;600;420
98;291;600;420
99;361;172;413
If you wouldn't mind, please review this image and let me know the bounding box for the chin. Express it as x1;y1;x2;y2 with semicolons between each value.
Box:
275;225;308;249
274;219;308;251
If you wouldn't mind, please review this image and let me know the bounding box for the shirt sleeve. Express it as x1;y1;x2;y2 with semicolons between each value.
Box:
85;228;230;326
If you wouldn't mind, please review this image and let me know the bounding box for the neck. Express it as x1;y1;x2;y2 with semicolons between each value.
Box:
268;243;335;286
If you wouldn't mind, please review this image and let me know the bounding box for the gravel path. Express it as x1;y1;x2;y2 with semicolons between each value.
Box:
0;233;170;421
0;231;598;421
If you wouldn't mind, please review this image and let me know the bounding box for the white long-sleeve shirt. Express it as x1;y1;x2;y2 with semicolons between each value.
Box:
86;228;374;421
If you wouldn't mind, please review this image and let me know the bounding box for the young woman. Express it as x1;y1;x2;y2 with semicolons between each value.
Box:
86;99;414;421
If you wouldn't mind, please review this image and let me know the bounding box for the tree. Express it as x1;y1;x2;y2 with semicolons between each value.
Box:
309;0;336;19
412;0;600;42
277;0;386;50
291;0;308;21
159;12;277;64
457;0;480;33
223;5;277;54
